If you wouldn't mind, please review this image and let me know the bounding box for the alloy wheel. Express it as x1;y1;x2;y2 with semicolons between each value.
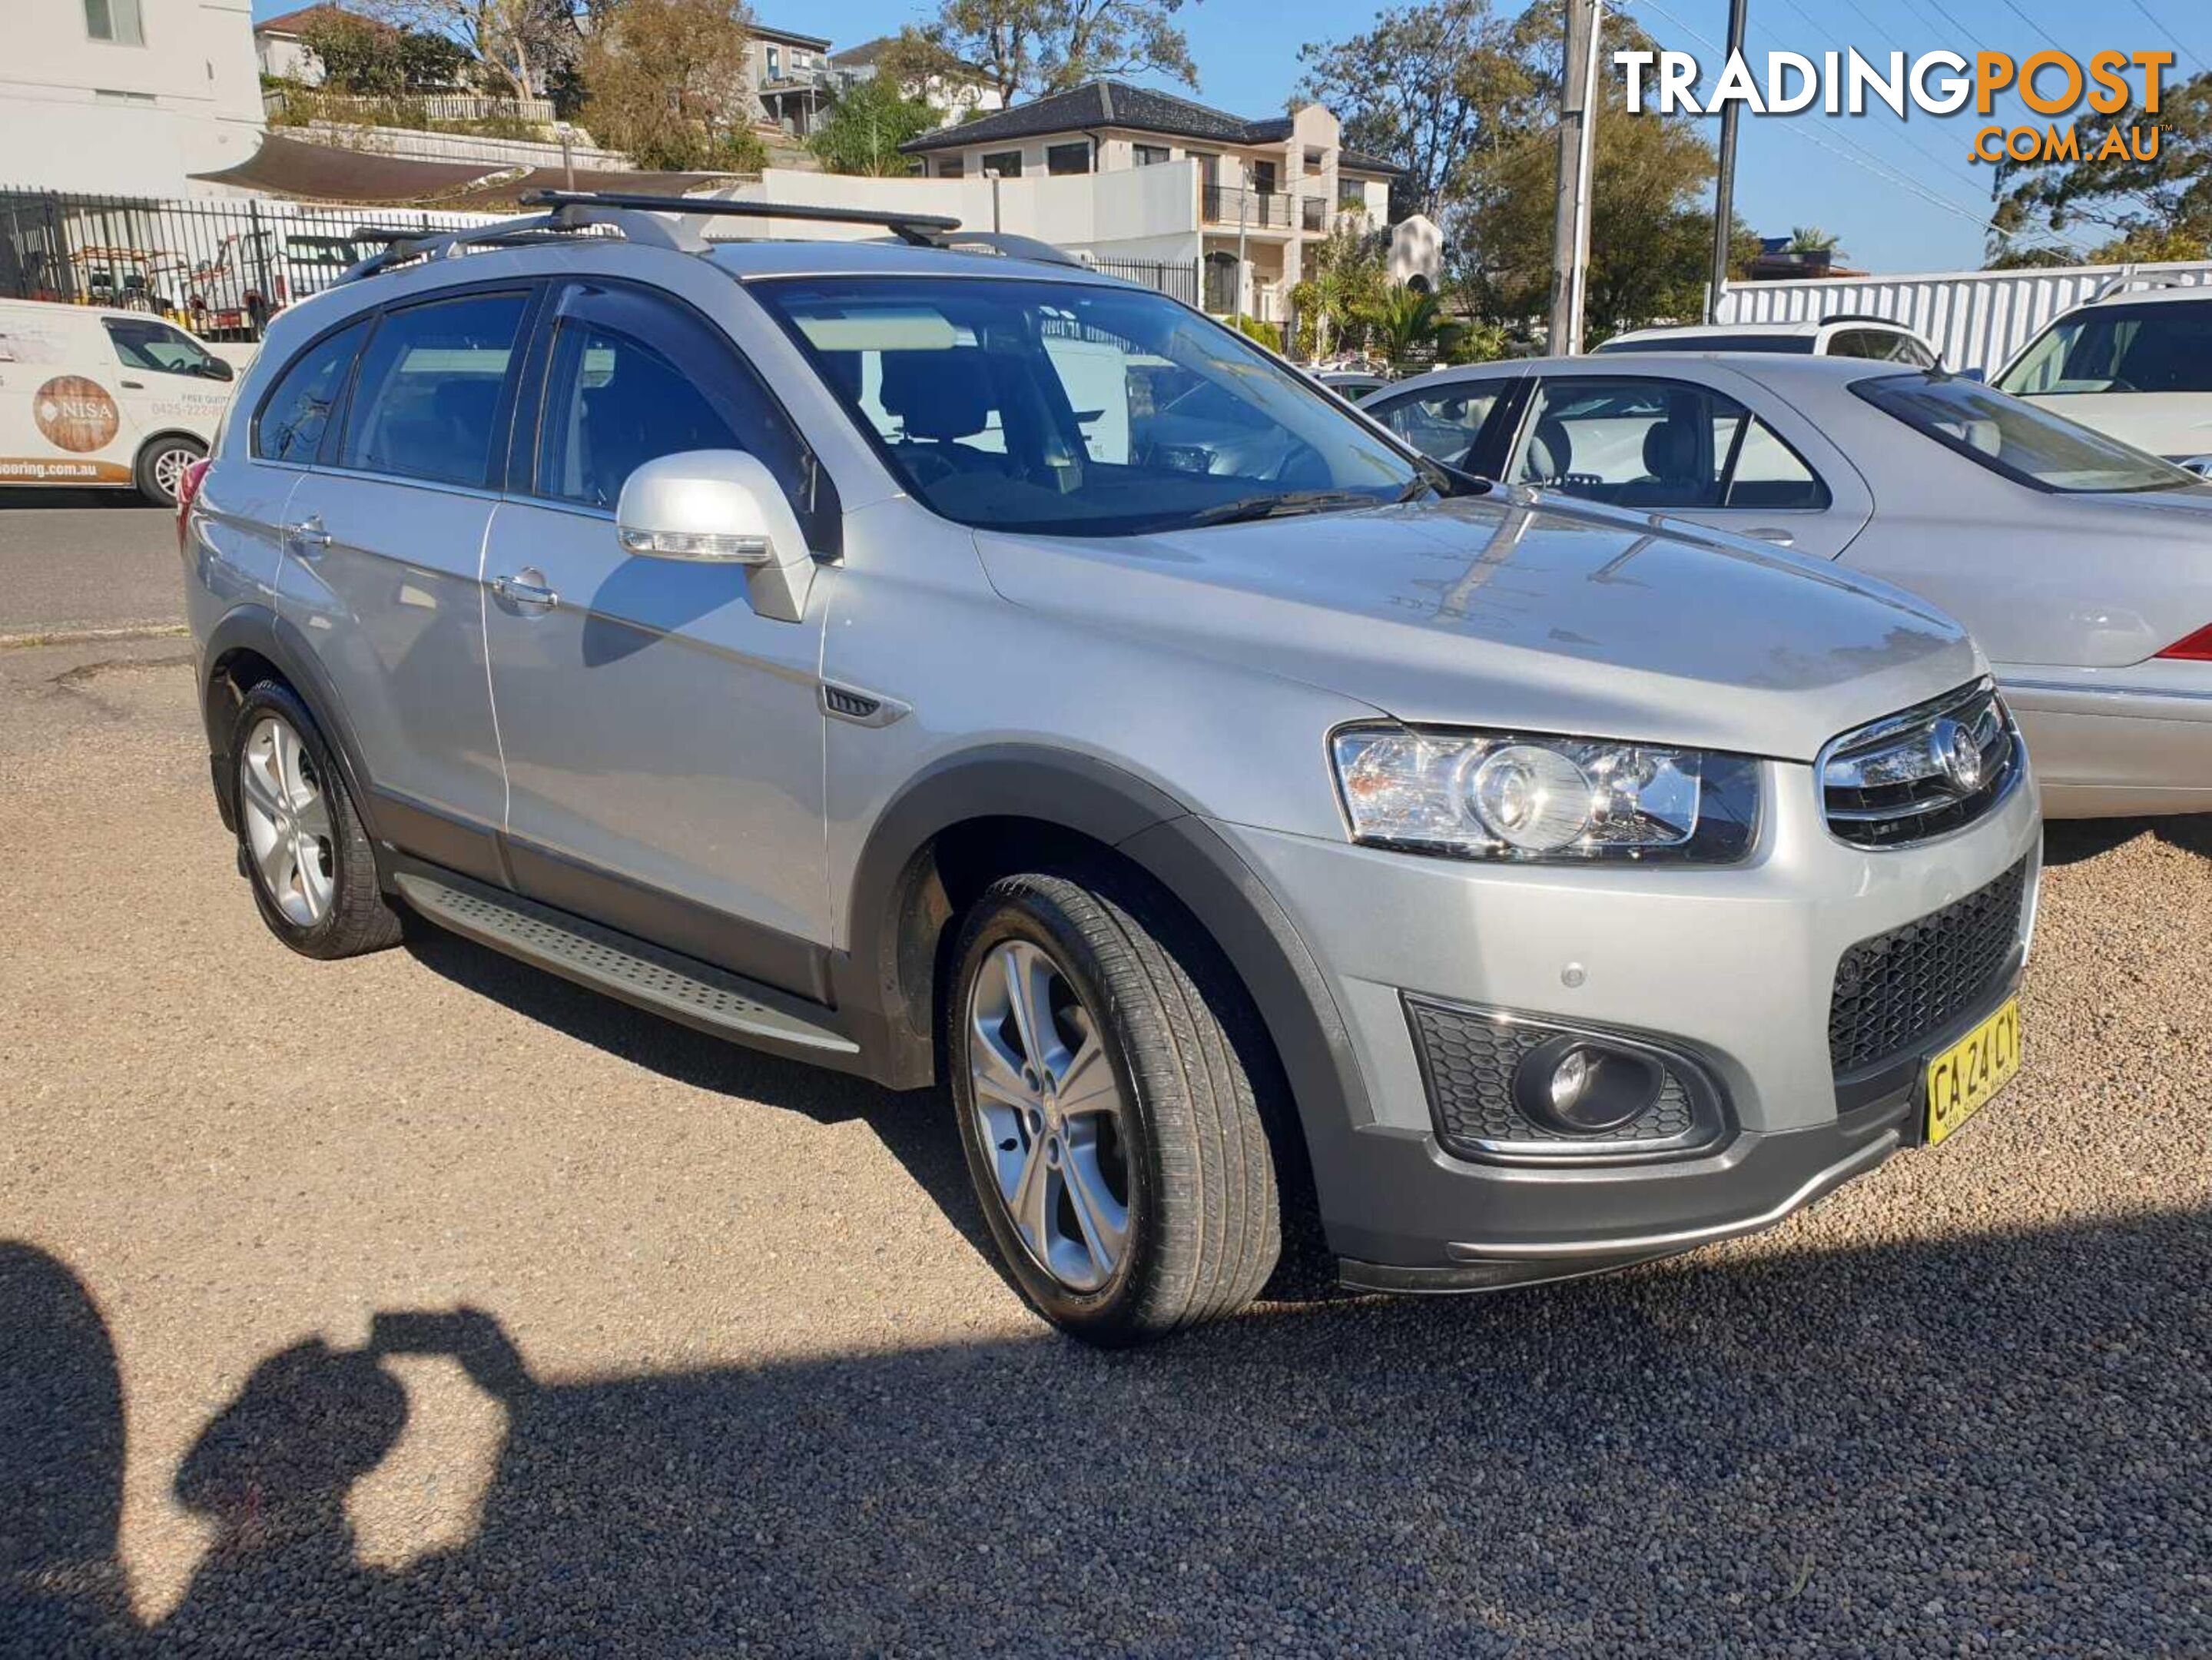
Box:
237;715;337;928
151;445;194;505
965;939;1133;1293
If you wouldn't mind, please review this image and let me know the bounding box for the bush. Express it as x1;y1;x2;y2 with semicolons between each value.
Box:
1232;315;1283;354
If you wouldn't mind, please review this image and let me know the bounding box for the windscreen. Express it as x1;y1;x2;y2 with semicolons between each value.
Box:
1852;372;2210;494
1997;301;2212;397
751;276;1421;536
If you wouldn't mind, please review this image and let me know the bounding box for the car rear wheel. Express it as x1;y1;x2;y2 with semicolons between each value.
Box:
135;436;205;508
949;868;1281;1345
230;681;402;960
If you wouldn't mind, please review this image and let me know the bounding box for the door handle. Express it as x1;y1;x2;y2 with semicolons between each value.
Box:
285;516;332;554
1744;526;1797;548
120;379;145;390
492;570;559;612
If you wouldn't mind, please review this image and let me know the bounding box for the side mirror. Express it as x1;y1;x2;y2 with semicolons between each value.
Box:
201;357;235;383
614;450;817;622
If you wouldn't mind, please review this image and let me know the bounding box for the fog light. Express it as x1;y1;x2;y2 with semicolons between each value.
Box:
1514;1035;1663;1134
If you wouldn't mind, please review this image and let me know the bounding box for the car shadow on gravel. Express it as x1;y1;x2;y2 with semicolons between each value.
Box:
2041;813;2212;867
8;1203;2210;1655
397;918;1002;1267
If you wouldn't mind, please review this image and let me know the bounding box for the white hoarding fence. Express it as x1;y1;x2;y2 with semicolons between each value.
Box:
1716;260;2212;374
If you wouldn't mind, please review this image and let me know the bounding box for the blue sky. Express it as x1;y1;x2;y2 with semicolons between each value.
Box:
253;0;2212;273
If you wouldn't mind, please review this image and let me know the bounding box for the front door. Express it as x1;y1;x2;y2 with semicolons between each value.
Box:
481;277;834;998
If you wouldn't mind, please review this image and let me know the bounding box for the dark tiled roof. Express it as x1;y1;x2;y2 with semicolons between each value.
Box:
254;4;355;36
753;22;833;49
900;78;1404;174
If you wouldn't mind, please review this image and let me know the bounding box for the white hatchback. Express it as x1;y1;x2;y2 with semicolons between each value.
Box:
0;297;236;504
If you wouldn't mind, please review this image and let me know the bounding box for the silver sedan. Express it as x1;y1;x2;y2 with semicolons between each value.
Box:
1365;353;2212;818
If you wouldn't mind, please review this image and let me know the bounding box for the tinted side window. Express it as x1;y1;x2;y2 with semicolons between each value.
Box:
1516;377;1827;510
536;321;742;509
340;292;528;488
1371;384;1503;463
253;318;370;463
105;317;219;377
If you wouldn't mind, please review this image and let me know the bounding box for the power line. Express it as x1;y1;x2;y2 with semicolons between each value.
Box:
2124;0;2208;75
1628;0;2086;252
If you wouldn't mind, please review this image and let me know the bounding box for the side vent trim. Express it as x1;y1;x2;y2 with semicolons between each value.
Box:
821;682;910;727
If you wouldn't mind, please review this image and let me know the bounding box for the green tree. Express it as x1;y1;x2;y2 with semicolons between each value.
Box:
1786;225;1839;254
1993;72;2212;256
1449;8;1752;335
579;0;764;171
1296;0;1538;220
298;10;463;95
810;76;934;176
1359;284;1464;369
898;0;1197;107
1289;210;1388;358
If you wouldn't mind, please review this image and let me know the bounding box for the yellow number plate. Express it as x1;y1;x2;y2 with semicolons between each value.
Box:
1925;997;2022;1147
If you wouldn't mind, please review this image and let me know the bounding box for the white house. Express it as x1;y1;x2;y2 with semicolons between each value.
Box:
1;0;266;195
895;81;1404;324
826;35;1004;129
252;2;332;85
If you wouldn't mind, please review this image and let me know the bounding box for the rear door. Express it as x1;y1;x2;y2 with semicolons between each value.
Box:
274;284;535;879
1501;370;1872;558
479;275;835;996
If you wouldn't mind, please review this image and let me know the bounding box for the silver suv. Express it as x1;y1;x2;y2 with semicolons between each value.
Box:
181;193;2042;1344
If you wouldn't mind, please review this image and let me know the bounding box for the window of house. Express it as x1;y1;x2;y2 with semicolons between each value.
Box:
338;292;528;489
937;159;964;178
1133;144;1170;166
981;151;1023;178
1046;141;1091;176
85;0;144;44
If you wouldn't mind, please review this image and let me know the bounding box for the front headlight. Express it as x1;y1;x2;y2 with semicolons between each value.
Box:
1331;725;1760;863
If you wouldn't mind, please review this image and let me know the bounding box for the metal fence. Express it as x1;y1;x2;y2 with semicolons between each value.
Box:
1716;258;2212;375
264;88;559;125
1086;255;1200;308
0;189;499;340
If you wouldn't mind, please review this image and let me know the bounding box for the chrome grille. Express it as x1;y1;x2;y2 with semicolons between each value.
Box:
1819;679;2021;849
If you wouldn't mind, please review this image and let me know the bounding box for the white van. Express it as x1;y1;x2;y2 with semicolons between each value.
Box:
0;299;236;505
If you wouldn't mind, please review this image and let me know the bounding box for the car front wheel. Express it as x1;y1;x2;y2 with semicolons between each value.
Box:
949;868;1282;1345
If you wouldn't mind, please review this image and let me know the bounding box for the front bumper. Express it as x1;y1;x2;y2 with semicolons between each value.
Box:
1209;750;2044;1282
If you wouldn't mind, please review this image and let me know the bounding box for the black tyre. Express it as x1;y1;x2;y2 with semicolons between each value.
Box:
134;434;204;508
228;681;402;960
948;868;1281;1345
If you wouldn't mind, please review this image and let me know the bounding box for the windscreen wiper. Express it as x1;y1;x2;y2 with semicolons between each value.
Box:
1186;489;1392;527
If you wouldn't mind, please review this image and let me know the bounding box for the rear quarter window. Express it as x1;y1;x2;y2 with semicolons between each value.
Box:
252;317;370;464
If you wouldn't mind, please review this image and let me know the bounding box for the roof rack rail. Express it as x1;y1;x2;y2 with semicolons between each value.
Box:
333;189;1096;287
336;201;695;284
519;188;961;247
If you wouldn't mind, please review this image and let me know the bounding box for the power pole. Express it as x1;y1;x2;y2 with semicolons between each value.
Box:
1706;0;1750;321
1548;0;1603;354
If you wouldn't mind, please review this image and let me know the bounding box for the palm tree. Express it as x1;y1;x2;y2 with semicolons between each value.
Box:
1786;226;1840;254
1360;286;1464;369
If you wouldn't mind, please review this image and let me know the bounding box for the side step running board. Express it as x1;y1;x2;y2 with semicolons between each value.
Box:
394;870;860;1061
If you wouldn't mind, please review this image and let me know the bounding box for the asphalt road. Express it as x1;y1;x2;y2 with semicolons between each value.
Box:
2;553;2210;1652
0;490;186;640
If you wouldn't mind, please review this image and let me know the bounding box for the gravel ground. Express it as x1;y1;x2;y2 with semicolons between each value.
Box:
2;642;2209;1658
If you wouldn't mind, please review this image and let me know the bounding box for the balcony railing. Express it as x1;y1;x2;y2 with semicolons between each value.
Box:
1202;185;1293;229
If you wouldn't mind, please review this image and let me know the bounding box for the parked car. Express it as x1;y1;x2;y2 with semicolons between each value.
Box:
184;198;2040;1344
0;296;232;503
1598;316;1940;367
1315;368;1390;401
1368;352;2212;818
1993;285;2212;466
